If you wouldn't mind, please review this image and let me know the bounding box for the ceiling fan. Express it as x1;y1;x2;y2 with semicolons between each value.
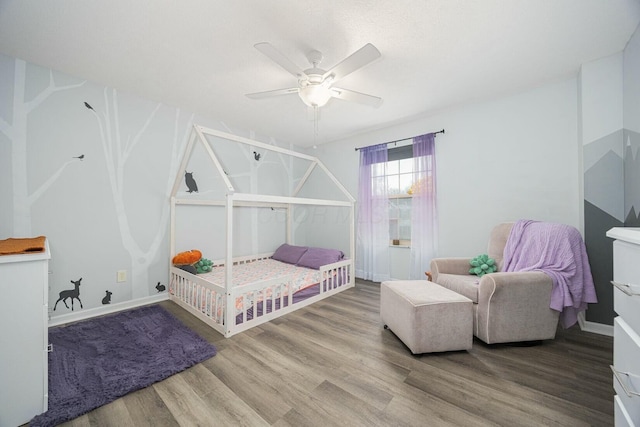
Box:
246;42;383;109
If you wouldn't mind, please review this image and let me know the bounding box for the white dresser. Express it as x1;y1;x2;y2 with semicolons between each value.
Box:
607;228;640;427
0;240;50;427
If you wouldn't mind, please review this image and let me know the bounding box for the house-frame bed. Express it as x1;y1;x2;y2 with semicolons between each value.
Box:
169;125;355;337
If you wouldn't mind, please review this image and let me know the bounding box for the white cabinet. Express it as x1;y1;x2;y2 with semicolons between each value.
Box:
0;240;50;427
607;228;640;427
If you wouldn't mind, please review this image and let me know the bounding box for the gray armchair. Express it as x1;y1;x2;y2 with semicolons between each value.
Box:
430;223;559;344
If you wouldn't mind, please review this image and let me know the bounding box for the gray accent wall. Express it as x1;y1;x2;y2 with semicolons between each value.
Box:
583;132;623;325
624;129;640;225
582;22;640;326
584;130;624;221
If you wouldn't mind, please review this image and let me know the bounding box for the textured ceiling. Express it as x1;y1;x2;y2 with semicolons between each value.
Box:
1;0;639;147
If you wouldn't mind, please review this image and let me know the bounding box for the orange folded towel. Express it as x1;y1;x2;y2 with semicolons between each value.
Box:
0;236;47;255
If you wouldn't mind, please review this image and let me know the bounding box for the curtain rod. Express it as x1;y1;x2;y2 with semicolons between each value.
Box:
354;129;445;151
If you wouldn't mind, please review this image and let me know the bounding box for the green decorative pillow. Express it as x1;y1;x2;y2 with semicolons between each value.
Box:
195;258;214;274
469;254;497;277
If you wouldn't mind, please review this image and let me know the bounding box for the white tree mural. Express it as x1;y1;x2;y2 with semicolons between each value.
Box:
218;123;300;253
0;59;85;235
87;88;193;298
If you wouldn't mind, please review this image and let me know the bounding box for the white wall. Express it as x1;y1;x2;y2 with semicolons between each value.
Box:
311;78;580;278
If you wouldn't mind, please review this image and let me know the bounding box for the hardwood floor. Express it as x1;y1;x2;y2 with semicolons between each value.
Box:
58;280;614;427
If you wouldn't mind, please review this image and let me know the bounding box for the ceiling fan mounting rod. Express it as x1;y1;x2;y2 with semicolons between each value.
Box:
306;49;323;67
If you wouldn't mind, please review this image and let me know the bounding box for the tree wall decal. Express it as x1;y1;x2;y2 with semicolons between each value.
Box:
86;88;193;298
0;58;85;236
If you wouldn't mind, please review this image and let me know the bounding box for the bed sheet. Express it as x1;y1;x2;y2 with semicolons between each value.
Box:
198;258;322;292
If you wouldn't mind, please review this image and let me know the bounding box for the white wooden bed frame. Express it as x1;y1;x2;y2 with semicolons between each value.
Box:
169;125;355;337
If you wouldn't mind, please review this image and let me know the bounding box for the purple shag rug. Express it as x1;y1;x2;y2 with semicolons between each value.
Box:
30;305;217;427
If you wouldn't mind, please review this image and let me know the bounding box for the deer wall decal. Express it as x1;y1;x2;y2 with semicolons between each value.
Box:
53;278;83;311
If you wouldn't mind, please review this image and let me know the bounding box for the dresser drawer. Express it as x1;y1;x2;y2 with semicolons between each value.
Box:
613;317;640;425
613;241;640;333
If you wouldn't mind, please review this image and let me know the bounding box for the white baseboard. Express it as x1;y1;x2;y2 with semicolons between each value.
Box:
48;293;170;327
579;319;614;337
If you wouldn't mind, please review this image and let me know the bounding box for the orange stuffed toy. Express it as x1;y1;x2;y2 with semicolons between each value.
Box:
172;249;202;265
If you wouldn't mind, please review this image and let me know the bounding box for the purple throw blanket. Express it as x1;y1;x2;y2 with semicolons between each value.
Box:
503;220;598;328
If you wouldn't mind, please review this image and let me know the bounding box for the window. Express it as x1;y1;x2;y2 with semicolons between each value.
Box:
389;196;411;245
370;145;421;246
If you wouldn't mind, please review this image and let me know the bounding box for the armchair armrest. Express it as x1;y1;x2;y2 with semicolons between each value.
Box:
478;271;553;307
430;258;472;281
475;271;559;343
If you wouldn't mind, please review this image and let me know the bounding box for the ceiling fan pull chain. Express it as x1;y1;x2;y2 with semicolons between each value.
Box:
314;106;319;144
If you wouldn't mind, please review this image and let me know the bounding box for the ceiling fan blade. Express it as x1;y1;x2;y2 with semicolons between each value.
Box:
246;87;299;99
323;43;381;82
254;42;308;80
330;87;383;108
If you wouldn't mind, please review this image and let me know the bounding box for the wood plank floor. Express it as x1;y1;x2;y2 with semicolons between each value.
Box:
57;280;614;427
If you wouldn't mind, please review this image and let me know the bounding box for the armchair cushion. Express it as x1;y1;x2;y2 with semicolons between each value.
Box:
433;273;480;303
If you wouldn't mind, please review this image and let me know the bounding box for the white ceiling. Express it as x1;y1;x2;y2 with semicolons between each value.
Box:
1;1;640;147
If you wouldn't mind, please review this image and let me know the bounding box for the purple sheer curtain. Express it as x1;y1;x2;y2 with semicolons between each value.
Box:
356;144;390;282
410;134;438;279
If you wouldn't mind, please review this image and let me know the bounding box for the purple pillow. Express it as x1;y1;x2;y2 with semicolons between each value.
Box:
296;247;344;270
271;244;308;265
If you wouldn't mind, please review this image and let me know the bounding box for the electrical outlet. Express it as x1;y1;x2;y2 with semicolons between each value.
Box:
116;270;127;283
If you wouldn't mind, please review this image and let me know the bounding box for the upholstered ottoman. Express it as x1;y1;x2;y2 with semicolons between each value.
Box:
380;280;472;354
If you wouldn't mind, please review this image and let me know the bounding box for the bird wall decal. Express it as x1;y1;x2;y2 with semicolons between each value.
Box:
185;171;198;193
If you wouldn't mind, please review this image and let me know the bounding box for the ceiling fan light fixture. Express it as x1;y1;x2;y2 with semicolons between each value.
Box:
298;84;332;107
